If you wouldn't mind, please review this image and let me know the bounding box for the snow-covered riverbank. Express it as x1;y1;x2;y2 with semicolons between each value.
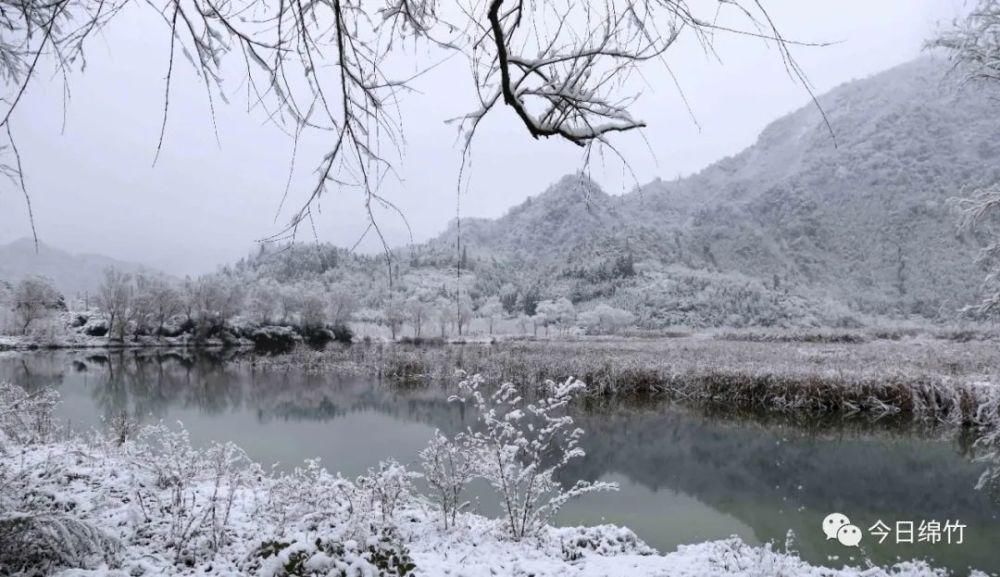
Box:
2;380;987;577
4;439;973;577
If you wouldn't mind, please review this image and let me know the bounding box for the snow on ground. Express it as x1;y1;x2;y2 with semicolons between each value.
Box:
2;437;969;577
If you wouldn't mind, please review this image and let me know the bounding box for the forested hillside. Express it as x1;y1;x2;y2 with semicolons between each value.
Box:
6;56;996;335
418;56;1000;326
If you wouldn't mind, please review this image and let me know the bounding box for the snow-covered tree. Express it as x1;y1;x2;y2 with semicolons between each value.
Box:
97;268;132;341
499;284;519;314
931;0;1000;84
449;374;616;540
530;312;546;337
327;286;358;326
405;293;432;338
129;272;157;336
477;296;504;335
247;278;280;325
12;277;62;335
578;304;636;335
455;293;474;336
146;276;183;335
934;2;1000;315
419;432;474;531
299;284;328;330
536;298;576;335
384;294;406;340
190;276;245;331
276;283;302;324
434;296;452;338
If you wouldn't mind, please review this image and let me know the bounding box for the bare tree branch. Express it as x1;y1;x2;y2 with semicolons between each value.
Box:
0;0;826;256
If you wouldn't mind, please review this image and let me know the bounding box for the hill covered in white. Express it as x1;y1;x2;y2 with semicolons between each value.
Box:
0;238;156;298
417;56;1000;325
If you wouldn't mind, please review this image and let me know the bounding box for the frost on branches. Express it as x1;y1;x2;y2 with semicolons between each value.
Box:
446;373;617;541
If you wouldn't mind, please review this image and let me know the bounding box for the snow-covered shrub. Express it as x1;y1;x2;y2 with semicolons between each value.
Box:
132;423;258;563
105;409;139;447
251;325;302;353
257;458;417;564
0;382;59;451
419;431;474;530
0;393;121;575
246;460;418;577
263;458;355;532
331;322;354;344
554;525;655;561
355;459;419;529
242;529;416;577
450;373;617;541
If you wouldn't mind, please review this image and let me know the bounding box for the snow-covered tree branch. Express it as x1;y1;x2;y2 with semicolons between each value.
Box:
934;1;1000;316
0;0;819;245
931;0;1000;84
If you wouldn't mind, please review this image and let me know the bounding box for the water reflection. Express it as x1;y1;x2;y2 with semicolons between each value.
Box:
1;349;998;574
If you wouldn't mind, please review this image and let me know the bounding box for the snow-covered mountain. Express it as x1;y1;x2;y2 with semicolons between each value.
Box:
426;56;1000;320
0;238;156;298
21;56;994;327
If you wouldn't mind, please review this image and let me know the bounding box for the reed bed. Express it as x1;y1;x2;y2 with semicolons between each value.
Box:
251;337;1000;429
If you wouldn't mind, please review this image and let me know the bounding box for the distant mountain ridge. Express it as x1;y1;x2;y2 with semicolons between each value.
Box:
7;56;997;328
426;56;1000;321
0;238;156;297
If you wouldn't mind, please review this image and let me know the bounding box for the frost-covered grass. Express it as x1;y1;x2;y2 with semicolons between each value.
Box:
253;338;1000;429
0;380;980;577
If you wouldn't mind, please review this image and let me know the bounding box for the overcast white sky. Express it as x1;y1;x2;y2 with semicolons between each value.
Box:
0;0;966;275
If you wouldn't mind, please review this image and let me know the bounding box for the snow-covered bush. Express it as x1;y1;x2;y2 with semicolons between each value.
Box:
132;423;259;563
554;525;655;561
419;431;474;530
0;382;59;451
263;458;355;532
1;385;120;574
242;528;416;577
105;409;139;447
449;373;617;541
355;459;419;529
247;459;419;577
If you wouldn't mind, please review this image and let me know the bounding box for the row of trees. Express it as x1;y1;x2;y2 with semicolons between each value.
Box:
91;270;365;341
2;266;639;341
370;293;635;339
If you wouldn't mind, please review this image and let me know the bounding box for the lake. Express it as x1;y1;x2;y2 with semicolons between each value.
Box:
2;348;998;575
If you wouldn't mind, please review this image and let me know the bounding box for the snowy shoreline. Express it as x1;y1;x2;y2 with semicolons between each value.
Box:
2;378;991;577
3;438;971;577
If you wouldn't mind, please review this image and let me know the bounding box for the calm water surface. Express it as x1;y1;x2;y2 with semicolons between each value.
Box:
2;349;998;575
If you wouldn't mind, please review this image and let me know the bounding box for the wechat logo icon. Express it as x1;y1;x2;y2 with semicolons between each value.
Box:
823;513;863;547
